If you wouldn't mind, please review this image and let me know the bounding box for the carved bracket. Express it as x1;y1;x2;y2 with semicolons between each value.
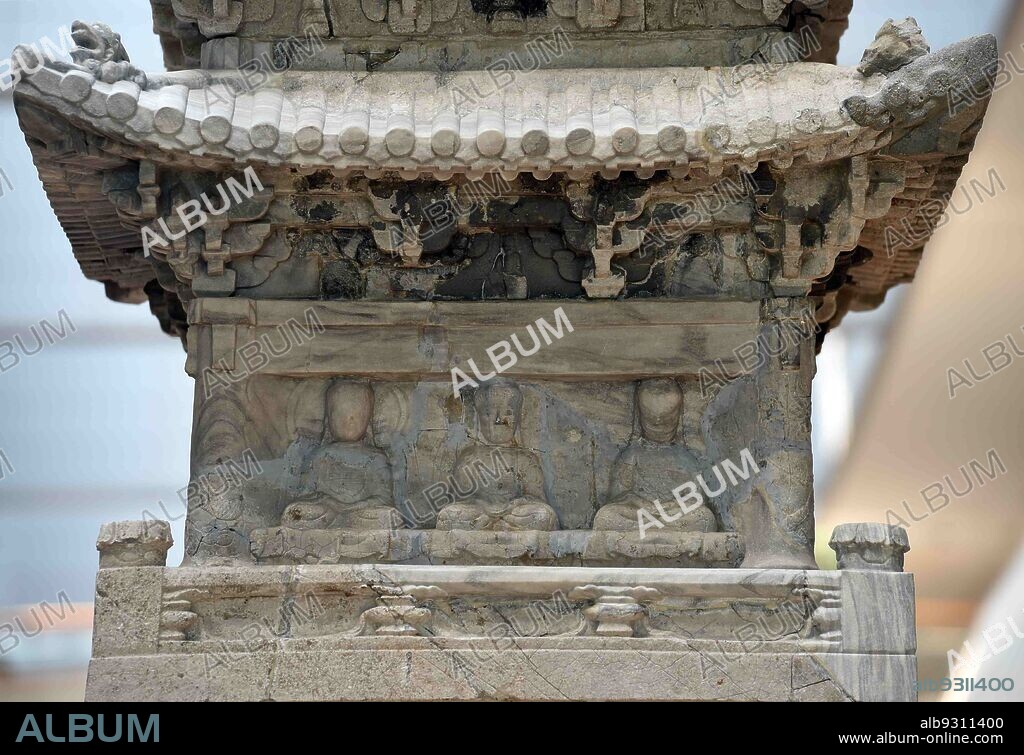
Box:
368;189;425;266
569;584;660;637
755;156;904;287
160;589;200;642
131;171;277;293
358;585;447;636
566;178;651;298
796;586;842;644
582;223;644;297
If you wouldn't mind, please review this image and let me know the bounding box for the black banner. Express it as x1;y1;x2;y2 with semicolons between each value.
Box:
0;702;1018;747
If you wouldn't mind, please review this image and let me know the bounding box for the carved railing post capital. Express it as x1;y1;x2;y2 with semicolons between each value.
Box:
96;519;173;568
569;584;659;637
829;522;910;572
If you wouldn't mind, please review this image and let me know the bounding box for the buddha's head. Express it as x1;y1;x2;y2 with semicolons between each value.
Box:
325;380;374;442
475;379;522;446
637;378;682;443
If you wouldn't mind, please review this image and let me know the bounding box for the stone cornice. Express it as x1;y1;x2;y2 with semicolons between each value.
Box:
12;60;949;180
9;18;996;341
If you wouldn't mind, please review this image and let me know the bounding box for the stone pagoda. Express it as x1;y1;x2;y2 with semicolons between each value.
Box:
12;1;993;700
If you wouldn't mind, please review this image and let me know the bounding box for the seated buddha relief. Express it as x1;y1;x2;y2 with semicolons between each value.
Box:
281;380;405;531
594;378;718;533
435;379;560;531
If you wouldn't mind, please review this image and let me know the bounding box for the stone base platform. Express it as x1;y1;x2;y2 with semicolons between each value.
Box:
250;527;743;567
86;564;916;701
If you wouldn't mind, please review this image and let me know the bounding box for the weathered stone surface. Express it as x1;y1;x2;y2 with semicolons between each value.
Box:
13;0;977;702
840;570;916;655
152;0;851;72
10;60;970;179
249;527;743;567
857;17;930;77
90;566;164;657
12;22;994;328
182;298;773;562
84;563;915;701
96;519;173;567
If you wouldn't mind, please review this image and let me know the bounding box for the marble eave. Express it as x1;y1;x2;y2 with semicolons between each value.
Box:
15;63;904;180
12;33;996;335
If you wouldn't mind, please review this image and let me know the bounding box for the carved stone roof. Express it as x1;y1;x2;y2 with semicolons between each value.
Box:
14;65;899;178
10;12;995;341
